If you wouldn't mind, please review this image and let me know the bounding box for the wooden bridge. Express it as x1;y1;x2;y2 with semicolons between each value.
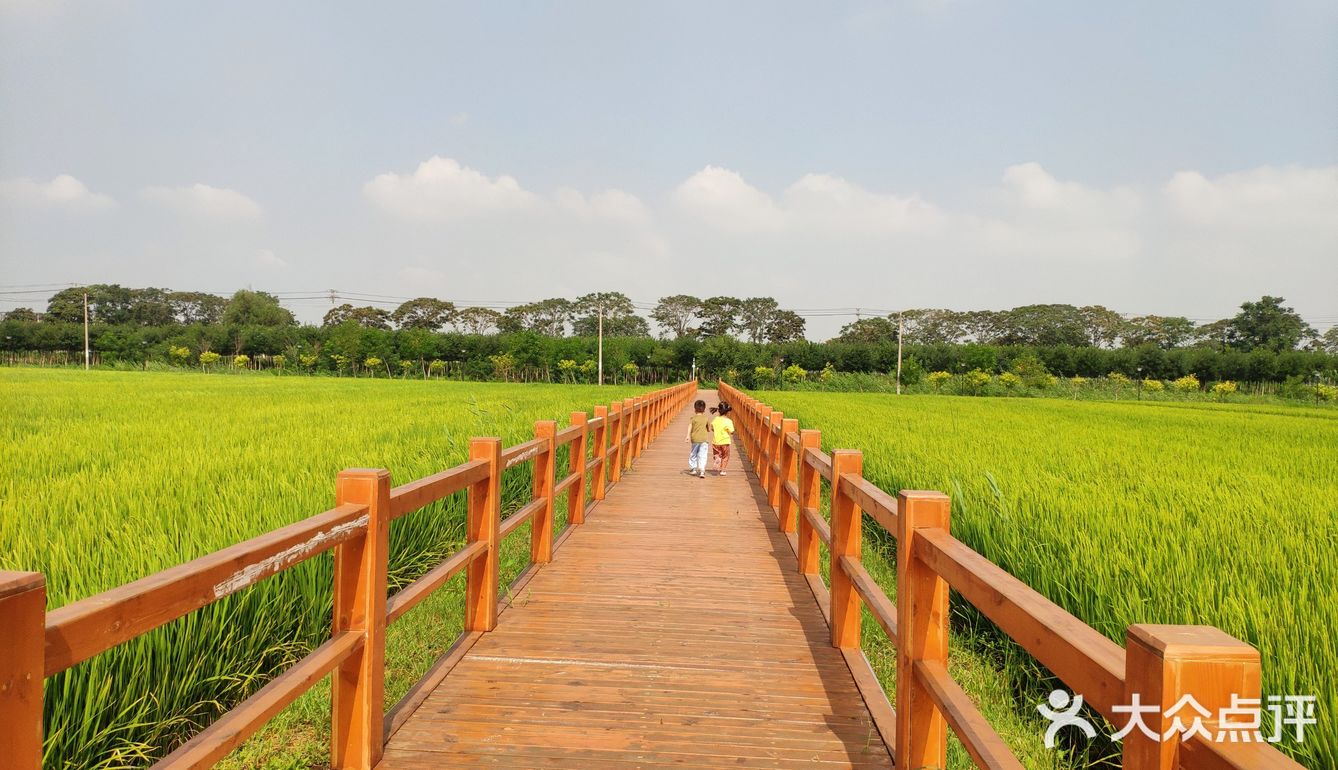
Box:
0;382;1306;769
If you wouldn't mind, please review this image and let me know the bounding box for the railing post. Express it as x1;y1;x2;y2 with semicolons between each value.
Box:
778;418;799;532
609;402;624;484
332;468;391;770
621;398;635;470
830;450;863;649
465;437;502;632
568;411;589;525
0;571;45;770
1122;625;1262;770
767;410;784;509
796;429;822;575
532;420;557;564
592;405;609;500
896;490;951;770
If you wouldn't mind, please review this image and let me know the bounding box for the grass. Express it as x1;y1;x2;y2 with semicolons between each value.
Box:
753;390;1337;768
0;368;645;769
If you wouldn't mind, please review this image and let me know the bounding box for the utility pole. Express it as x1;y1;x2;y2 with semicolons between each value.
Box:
597;303;604;386
83;289;90;370
895;311;904;395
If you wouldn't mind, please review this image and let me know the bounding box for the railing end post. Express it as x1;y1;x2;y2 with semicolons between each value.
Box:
1122;624;1261;770
0;570;45;770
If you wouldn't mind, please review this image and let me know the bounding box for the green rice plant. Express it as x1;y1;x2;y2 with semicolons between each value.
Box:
755;390;1337;768
0;368;645;768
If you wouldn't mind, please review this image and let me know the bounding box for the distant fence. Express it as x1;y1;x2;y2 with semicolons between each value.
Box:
720;380;1307;770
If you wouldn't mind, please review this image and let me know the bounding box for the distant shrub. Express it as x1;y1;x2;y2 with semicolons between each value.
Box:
1010;354;1051;388
232;354;249;368
964;368;992;393
928;371;952;392
754;365;776;383
168;346;192;365
781;364;807;384
199;351;221;368
1211;380;1238;399
997;372;1022;389
1172;374;1201;393
1142;378;1164;392
272;354;286;369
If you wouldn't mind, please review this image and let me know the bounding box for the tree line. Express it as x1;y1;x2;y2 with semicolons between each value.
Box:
2;285;1334;382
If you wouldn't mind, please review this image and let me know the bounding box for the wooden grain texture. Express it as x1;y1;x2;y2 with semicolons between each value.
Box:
379;391;892;770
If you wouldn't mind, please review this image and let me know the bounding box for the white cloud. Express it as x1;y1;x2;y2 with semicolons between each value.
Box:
1163;165;1338;232
448;112;470;127
0;174;115;210
253;249;287;269
671;166;783;231
364;156;537;220
141;183;263;222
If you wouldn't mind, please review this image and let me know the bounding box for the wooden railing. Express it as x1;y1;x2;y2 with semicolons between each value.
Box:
0;381;697;770
719;381;1306;770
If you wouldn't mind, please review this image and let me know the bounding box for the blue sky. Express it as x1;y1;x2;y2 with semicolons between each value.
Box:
2;1;1335;337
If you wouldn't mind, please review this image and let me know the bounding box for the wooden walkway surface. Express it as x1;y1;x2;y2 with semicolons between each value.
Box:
378;391;894;769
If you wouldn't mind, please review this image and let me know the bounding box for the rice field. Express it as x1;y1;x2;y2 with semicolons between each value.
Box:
0;368;646;769
753;390;1338;768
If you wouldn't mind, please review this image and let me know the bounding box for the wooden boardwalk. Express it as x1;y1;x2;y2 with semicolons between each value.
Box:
378;391;894;769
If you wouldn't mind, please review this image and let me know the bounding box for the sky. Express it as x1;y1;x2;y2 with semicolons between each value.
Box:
2;0;1336;338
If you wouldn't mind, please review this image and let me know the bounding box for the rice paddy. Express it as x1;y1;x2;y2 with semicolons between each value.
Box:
0;368;645;769
752;390;1338;768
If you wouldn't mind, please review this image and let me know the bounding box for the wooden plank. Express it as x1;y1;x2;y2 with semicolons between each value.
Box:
386;540;486;625
553;470;581;497
838;555;897;645
913;659;1023;770
840;475;898;534
914;527;1126;718
153;631;363;770
502;438;545;469
383;630;484;741
499;497;544;540
389;459;489;520
803;446;832;480
382;389;892;769
802;506;831;547
44;502;368;676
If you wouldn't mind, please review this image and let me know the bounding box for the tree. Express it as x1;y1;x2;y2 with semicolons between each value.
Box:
572;292;649;337
1227;296;1315;352
993;304;1088;346
500;298;572;336
734;297;779;343
765;310;806;343
222;290;295;327
1077;305;1124;348
169;292;227;324
1193;319;1233;350
391;297;456;330
698;296;741;338
3;307;41;322
45;284;136;324
900;309;967;345
650;295;702;338
322;304;392;330
834;317;897;344
454;306;502;335
1123;316;1196;349
1321;327;1338;355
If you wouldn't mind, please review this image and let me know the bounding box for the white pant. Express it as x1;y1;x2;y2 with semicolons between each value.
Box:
689;442;711;472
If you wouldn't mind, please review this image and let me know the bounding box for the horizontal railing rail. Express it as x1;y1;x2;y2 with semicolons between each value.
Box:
0;380;697;770
718;381;1305;770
